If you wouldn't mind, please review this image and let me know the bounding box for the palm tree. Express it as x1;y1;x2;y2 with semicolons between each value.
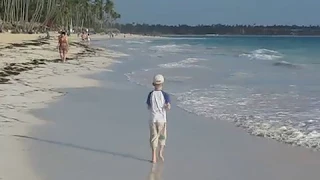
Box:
104;0;114;28
0;0;121;33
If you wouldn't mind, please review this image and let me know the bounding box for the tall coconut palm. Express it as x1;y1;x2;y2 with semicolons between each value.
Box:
0;0;121;33
104;0;114;28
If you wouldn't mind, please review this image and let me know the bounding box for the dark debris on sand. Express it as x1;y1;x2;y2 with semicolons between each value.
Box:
0;38;99;84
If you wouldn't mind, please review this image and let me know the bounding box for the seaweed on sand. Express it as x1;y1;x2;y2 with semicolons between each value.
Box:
0;40;98;84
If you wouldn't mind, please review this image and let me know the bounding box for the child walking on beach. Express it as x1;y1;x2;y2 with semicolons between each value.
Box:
146;74;171;163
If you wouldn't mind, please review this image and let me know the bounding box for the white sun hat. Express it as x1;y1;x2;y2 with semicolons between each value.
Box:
153;74;165;85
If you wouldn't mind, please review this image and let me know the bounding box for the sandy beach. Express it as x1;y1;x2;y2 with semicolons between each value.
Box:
0;32;131;180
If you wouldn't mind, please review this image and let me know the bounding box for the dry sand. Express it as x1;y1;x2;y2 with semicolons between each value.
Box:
0;33;46;45
0;32;129;180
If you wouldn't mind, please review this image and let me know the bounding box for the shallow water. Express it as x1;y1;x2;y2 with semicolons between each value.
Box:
97;36;320;150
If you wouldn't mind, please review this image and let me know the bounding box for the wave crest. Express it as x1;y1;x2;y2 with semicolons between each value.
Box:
149;44;190;53
125;40;147;44
240;48;283;60
174;85;320;151
273;61;300;68
158;58;207;69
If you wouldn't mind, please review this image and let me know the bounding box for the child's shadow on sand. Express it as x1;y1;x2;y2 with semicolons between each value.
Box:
14;135;150;163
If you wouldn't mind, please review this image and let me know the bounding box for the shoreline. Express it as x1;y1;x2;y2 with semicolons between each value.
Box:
0;33;128;179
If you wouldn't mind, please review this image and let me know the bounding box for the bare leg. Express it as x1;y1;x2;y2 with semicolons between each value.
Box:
158;123;166;162
63;50;67;62
159;145;165;162
152;148;157;163
59;49;63;62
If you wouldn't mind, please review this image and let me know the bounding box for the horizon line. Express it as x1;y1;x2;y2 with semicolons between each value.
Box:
120;22;320;27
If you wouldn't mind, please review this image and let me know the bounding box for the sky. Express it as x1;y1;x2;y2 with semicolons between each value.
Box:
115;0;320;26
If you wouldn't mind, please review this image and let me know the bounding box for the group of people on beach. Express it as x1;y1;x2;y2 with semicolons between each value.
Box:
79;29;91;42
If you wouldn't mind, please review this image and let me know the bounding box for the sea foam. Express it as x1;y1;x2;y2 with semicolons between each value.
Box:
158;58;207;69
240;49;283;60
174;85;320;151
149;44;190;53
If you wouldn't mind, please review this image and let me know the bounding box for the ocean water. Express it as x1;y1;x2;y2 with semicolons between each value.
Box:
96;36;320;150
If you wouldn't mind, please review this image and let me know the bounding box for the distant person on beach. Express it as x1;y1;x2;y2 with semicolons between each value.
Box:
87;33;91;42
146;74;171;163
58;31;68;63
81;31;90;42
81;31;87;41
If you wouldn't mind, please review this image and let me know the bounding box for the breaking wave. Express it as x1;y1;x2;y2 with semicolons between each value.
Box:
125;71;192;88
174;85;320;151
273;61;301;69
240;49;283;60
149;44;191;53
158;58;207;69
125;40;148;44
165;76;192;83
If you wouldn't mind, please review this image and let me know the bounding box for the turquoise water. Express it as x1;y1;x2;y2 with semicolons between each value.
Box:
99;36;320;150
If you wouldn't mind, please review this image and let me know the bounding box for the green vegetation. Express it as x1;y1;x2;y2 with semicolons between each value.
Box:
0;0;121;33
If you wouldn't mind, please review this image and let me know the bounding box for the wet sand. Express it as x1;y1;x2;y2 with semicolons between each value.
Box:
24;53;320;180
